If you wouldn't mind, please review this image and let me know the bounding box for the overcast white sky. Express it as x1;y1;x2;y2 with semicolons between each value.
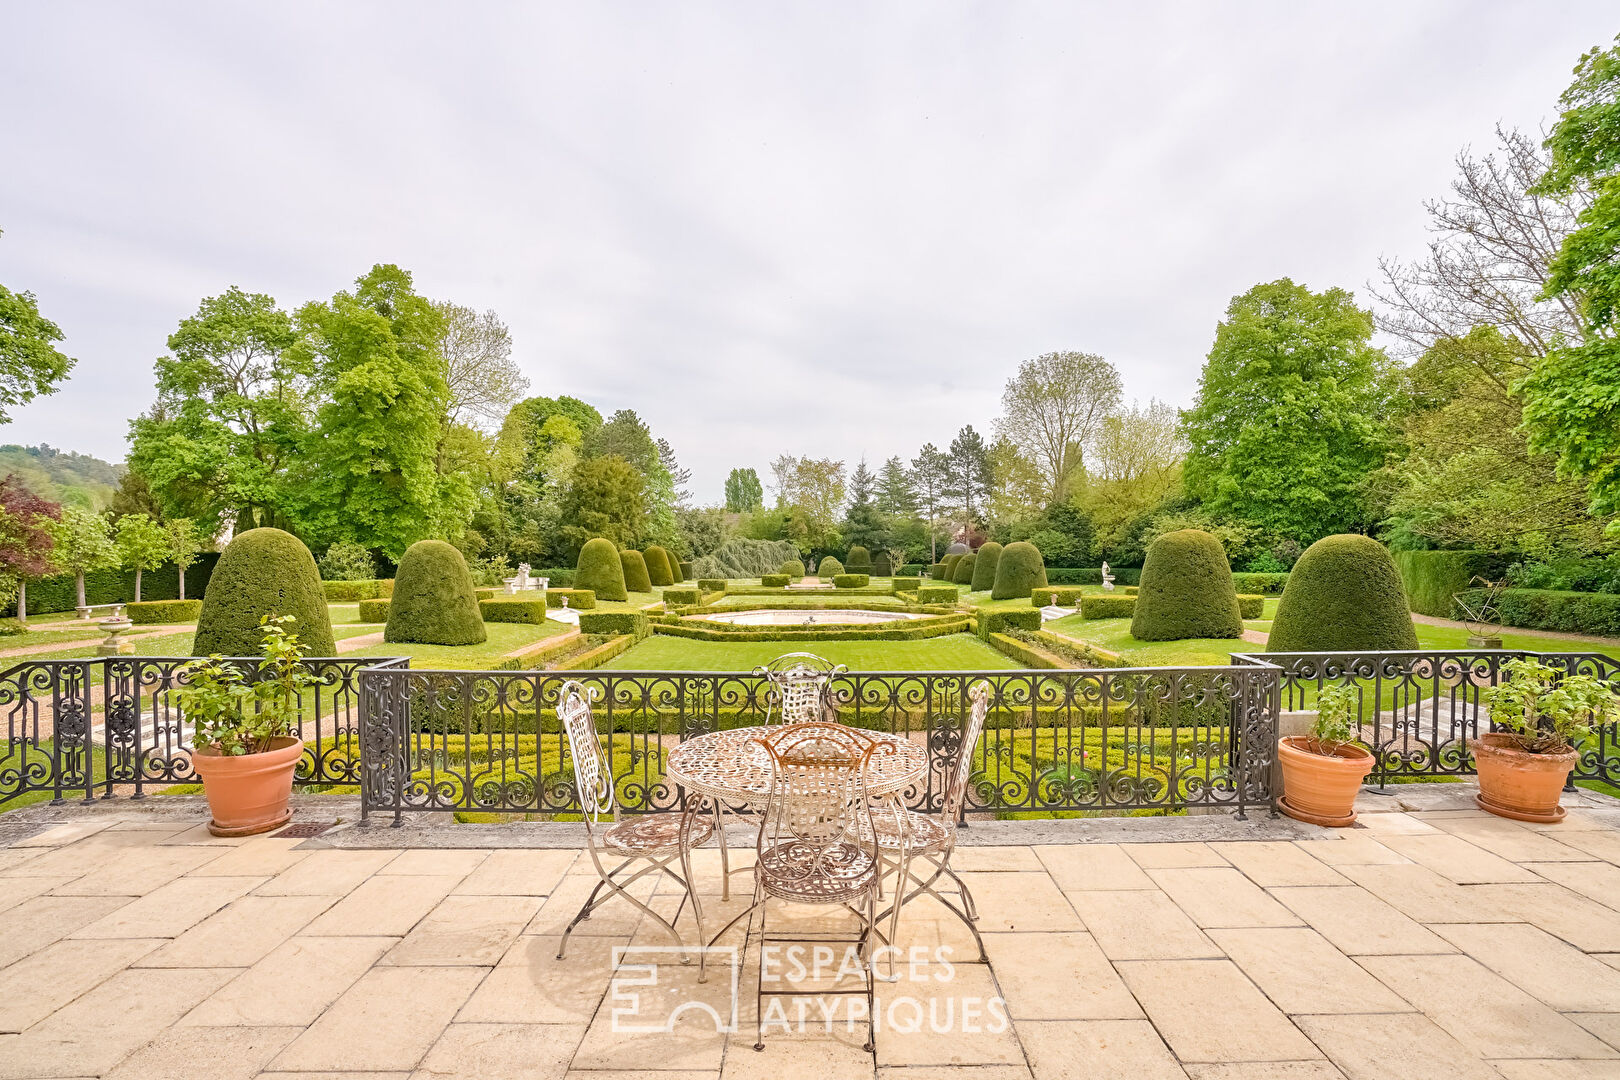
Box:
1;2;1614;503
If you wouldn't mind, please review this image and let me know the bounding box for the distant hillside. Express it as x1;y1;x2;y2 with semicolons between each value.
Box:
0;444;122;511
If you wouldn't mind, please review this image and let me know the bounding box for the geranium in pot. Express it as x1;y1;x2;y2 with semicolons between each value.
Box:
180;615;317;836
1475;657;1617;823
1277;683;1375;827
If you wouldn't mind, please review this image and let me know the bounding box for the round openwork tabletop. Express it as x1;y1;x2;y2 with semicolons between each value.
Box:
666;725;927;805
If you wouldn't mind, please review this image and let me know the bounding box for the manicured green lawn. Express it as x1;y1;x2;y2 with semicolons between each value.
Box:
707;593;909;609
601;633;1019;672
343;621;572;668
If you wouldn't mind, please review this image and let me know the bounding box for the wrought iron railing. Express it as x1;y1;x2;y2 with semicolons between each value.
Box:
0;656;408;805
357;664;1282;823
1233;649;1620;788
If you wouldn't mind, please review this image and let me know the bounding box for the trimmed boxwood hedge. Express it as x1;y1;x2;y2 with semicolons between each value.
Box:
817;556;844;578
194;528;335;657
385;540;487;646
1045;567;1143;587
1451;587;1620;636
846;545;870;571
780;559;804;581
579;611;651;639
1131;529;1242;641
322;579;386;601
1392;550;1512;618
576;538;628;602
678;561;693;581
972;542;1002;591
23;553;221;616
832;574;870;589
979;609;1040;636
545;588;596;609
643;545;675;587
952;553;977;585
930;563;949;578
1080;594;1136;619
357;598;390;622
991;542;1047;600
1033;586;1086;606
1237;594;1265;619
619;550;652;593
698;578;727;592
1269;534;1418;653
656;615;970;643
480;598;550;624
871;551;892;576
917;584;959;605
760;574;790;588
662;586;701;606
1231;572;1290;596
127;599;202;625
941;554;963;579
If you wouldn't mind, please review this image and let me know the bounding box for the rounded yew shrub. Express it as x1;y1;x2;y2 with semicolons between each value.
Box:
620;549;652;593
194;528;335;657
991;541;1048;600
384;540;487;645
818;556;843;579
952;552;977;585
872;550;893;576
668;555;685;583
847;545;871;570
643;545;675;587
941;553;964;579
779;558;804;581
1131;529;1242;641
1268;534;1418;652
575;538;628;602
971;541;1002;592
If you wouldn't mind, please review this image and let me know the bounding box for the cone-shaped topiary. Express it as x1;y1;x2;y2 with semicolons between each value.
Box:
847;545;871;570
668;555;684;583
1268;534;1419;653
780;559;804;581
643;545;675;587
872;550;892;576
817;556;843;579
1131;529;1242;641
971;541;1003;592
941;553;964;579
991;541;1047;600
384;540;486;645
575;538;628;602
952;553;977;585
194;528;335;657
620;549;652;593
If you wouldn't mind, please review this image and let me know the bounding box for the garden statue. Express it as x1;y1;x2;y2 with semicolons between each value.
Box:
551;595;580;626
1040;591;1076;622
1101;561;1115;591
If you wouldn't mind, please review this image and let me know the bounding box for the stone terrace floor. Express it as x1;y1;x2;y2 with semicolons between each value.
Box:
3;786;1620;1079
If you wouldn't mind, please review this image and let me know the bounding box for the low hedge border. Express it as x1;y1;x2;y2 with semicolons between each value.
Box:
480;598;550;625
917;585;959;605
1452;587;1620;637
1032;586;1087;606
578;611;652;639
760;575;790;587
1080;595;1136;619
724;585;898;597
127;599;203;625
487;630;589;670
929;563;949;578
322;579;387;601
1237;594;1265;619
662;586;701;606
977;610;1041;638
1231;572;1290;596
986;632;1063;669
474;588;495;602
697;578;727;592
357;599;390;622
1046;567;1143;586
553;633;638;671
831;574;870;589
545;588;597;609
653;616;971;643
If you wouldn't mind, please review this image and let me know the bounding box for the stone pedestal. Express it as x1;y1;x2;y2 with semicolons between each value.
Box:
97;616;136;656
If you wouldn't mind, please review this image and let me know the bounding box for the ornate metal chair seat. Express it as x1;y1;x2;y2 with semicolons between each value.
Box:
604;813;715;858
753;652;848;725
756;839;877;903
860;807;950;854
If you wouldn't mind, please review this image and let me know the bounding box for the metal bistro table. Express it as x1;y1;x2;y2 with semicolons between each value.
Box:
666;725;928;899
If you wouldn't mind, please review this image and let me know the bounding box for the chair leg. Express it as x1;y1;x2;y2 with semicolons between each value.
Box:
753;899;769;1051
943;861;979;921
556;876;610;959
863;890;877;1053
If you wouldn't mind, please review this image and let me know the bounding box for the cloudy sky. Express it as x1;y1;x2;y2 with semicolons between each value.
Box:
2;2;1614;502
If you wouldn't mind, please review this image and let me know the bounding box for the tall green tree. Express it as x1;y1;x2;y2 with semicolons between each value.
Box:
1181;279;1396;541
724;467;764;512
909;444;951;563
560;455;646;552
127;287;304;534
841;458;887;551
0;477;62;621
945;425;993;534
0;230;76;425
48;506;117;610
1521;35;1620;520
115;512;168;603
165;518;204;600
287;265;461;557
876;456;918;518
994;351;1121;502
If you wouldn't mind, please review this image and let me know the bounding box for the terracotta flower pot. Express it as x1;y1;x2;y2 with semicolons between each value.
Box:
191;737;303;837
1473;732;1576;824
1276;736;1374;827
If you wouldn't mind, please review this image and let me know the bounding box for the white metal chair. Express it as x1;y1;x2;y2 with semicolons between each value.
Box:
554;680;711;962
868;681;991;961
706;720;892;1053
753;652;847;725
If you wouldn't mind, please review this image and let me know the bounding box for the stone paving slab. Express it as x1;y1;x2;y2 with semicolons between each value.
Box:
4;791;1620;1078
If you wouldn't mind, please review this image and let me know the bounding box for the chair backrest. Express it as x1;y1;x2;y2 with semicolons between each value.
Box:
558;680;613;821
941;682;991;825
754;721;887;880
754;652;847;725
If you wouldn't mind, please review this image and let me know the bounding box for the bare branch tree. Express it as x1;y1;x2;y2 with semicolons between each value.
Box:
434;302;528;428
994;351;1122;503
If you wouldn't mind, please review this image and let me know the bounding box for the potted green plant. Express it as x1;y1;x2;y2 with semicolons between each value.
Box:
1476;657;1618;822
180;615;317;836
1276;682;1375;827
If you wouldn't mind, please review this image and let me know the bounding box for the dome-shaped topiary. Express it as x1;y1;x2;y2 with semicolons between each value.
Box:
971;542;1002;592
384;540;486;645
194;528;335;657
1131;529;1242;641
1268;534;1418;653
779;558;804;581
871;550;893;576
575;538;628;602
941;553;964;579
991;541;1047;600
643;545;675;587
952;553;977;585
668;555;685;583
847;545;871;570
620;549;652;593
818;556;843;579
